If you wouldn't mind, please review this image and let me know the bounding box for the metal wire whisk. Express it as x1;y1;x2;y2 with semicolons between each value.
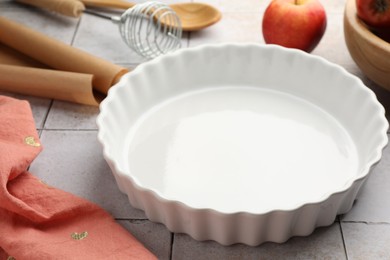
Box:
85;1;182;59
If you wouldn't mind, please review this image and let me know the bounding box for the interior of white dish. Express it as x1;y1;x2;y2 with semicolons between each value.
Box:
99;44;388;214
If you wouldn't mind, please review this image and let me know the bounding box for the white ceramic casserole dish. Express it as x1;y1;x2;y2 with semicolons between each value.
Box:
97;43;388;246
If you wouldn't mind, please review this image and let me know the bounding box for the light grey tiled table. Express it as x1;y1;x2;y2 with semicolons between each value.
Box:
1;0;390;259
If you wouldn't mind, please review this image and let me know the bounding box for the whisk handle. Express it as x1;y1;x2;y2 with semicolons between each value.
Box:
83;9;121;24
80;0;135;10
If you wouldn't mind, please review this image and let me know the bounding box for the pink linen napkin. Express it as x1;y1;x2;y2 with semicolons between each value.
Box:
0;95;157;260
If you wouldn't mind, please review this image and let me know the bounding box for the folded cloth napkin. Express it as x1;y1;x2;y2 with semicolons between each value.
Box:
0;96;157;260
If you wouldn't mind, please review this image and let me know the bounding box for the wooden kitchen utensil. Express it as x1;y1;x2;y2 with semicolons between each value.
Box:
15;0;85;17
81;0;222;31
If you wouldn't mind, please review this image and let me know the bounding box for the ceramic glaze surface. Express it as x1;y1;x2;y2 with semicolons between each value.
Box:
125;86;359;213
99;44;388;245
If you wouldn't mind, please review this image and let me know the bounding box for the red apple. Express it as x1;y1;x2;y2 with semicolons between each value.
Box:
356;0;390;28
262;0;327;52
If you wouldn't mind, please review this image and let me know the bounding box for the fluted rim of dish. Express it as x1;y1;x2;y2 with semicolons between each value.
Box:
97;43;388;245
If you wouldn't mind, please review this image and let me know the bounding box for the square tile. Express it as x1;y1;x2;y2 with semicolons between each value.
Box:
118;220;172;260
342;135;390;223
0;5;79;43
44;101;99;130
198;0;346;14
194;0;266;13
172;223;346;260
29;130;146;219
73;13;134;63
74;11;189;64
312;13;355;67
342;222;390;259
189;12;263;46
322;0;348;14
0;0;16;9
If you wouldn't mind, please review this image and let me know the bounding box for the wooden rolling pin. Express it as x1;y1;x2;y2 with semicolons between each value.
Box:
15;0;85;17
0;16;128;95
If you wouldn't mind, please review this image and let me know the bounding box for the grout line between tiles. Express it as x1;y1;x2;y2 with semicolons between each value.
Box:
339;222;349;260
127;219;150;224
115;218;149;221
341;220;390;225
187;30;191;48
169;233;174;260
70;14;82;46
42;128;98;131
39;99;54;133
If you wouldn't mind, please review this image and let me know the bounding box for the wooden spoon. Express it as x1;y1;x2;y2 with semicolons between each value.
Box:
80;0;221;31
